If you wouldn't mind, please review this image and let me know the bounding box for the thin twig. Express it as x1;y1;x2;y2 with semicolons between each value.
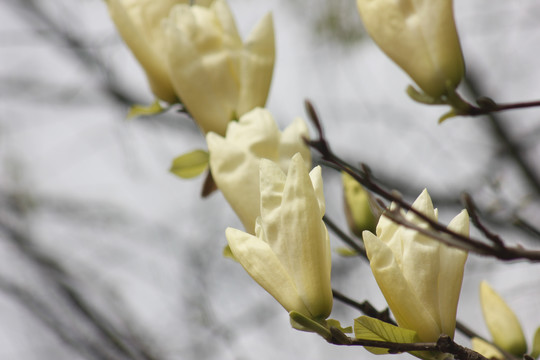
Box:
304;100;540;262
323;215;367;259
462;193;505;248
332;289;395;325
328;329;490;360
463;75;540;196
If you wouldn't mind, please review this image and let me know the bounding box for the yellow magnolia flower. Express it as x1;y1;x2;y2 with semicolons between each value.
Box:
106;0;212;103
362;189;469;342
206;107;311;234
226;153;332;319
356;0;464;97
164;0;275;135
480;281;527;356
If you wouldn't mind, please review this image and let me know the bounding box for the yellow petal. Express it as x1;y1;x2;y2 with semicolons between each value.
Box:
407;188;437;223
227;108;280;159
356;0;464;97
258;158;286;242
471;337;505;360
278;117;311;171
107;0;183;102
276;153;332;318
226;227;310;316
207;109;310;234
399;228;442;332
165;2;241;135
363;230;441;342
309;166;325;216
237;13;276;115
206;132;260;233
437;210;469;338
480;281;527;355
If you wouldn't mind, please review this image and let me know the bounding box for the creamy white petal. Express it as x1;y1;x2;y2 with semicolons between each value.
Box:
259;158;286;244
356;0;464;97
308;166;325;216
278;117;311;171
237;13;275;116
438;210;469;337
364;230;441;341
207;109;311;233
165;4;241;135
207;132;260;232
227;108;280;159
226;227;310;316
107;0;184;102
275;154;331;318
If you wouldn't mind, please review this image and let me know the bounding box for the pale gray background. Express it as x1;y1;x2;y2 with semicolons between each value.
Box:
1;1;539;359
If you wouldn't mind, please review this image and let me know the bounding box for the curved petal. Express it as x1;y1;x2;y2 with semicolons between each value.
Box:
276;154;332;318
227;108;280;159
259;158;286;243
400;229;442;332
165;4;241;135
226;227;310;316
407;189;437;223
207;132;260;233
107;0;182;102
278;117;311;171
356;0;464;97
309;166;325;216
438;209;469;338
237;12;275;115
363;230;441;342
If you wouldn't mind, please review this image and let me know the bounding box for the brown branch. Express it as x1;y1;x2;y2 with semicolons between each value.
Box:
332;289;395;325
304;100;540;262
463;75;540;196
327;329;490;360
462;193;506;248
323;215;367;259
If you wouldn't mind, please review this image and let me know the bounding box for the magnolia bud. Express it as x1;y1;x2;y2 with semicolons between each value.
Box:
356;0;465;97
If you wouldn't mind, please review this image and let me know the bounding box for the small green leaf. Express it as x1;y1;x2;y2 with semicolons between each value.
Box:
127;99;165;119
354;316;419;355
170;150;209;179
438;109;457;123
480;281;527;356
289;311;331;340
531;327;540;359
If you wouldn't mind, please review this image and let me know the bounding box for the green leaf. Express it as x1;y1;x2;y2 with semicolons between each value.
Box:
127;99;165;119
335;247;358;257
289;311;331;340
531;327;540;359
354;316;419;355
170;150;209;179
438;109;457;123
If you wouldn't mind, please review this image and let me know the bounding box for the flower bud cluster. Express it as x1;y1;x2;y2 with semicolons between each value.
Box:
107;0;274;135
106;0;478;344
